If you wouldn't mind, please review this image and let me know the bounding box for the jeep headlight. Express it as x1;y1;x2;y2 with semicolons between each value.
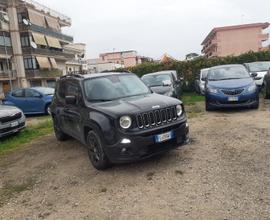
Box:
119;116;132;129
247;84;257;93
176;105;183;117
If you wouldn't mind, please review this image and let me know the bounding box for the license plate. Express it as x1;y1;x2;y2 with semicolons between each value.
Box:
10;121;19;127
228;96;239;102
155;131;174;143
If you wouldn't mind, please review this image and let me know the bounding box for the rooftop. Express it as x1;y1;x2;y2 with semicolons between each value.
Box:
201;22;270;45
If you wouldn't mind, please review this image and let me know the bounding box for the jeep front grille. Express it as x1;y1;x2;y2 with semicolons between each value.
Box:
136;106;177;129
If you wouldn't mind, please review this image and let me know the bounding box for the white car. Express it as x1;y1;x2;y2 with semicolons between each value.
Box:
196;68;209;95
244;62;270;88
0;105;26;138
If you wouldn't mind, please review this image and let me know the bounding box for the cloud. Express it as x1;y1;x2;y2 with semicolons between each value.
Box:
37;0;270;59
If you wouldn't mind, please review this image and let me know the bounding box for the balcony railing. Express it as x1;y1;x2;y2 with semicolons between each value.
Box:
19;24;74;42
25;69;63;79
0;70;16;79
0;46;13;56
22;47;75;60
21;0;71;24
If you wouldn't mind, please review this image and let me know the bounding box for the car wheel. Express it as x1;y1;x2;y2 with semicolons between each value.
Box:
87;130;111;170
45;104;51;115
53;117;69;141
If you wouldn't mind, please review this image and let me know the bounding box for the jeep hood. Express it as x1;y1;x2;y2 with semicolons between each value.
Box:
90;93;181;116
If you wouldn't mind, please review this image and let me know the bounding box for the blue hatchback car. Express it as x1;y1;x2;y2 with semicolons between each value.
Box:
205;64;259;111
3;87;55;114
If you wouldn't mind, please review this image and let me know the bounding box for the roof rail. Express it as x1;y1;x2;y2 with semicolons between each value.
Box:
60;73;84;79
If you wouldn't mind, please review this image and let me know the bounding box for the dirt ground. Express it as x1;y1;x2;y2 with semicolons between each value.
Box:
1;100;270;220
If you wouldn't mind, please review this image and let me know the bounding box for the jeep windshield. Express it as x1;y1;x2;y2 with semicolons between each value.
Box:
84;74;150;102
141;74;172;87
208;66;250;81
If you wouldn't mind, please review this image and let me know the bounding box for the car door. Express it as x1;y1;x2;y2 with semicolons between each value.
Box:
25;89;44;113
61;81;83;139
8;89;27;112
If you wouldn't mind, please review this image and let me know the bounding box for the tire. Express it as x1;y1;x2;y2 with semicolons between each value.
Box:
53;117;69;141
45;103;51;115
86;130;111;170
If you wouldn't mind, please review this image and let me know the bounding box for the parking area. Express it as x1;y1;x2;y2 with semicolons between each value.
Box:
1;100;270;219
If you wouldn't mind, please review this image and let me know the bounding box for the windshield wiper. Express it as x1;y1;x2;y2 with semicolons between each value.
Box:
149;84;163;87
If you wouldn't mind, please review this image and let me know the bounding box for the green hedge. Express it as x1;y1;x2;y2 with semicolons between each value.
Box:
116;51;270;92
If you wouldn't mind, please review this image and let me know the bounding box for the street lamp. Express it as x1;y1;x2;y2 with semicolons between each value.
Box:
0;11;13;91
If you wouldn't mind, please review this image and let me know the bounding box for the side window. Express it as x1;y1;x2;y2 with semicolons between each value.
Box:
25;89;41;98
12;89;24;98
57;81;81;104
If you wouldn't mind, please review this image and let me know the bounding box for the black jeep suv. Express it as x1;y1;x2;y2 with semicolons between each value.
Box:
50;72;189;170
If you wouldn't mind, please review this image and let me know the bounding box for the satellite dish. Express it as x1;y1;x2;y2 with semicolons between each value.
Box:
30;41;37;49
23;19;31;26
3;14;9;22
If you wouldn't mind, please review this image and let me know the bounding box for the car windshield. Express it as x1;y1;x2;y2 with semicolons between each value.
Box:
208;66;250;81
34;87;55;95
142;74;172;87
84;74;150;102
248;62;270;72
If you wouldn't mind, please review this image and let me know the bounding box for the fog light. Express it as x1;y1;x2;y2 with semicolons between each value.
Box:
121;138;131;144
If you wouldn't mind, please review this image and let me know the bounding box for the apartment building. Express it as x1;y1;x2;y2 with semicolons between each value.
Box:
87;58;123;73
0;0;77;95
201;22;270;58
99;50;148;68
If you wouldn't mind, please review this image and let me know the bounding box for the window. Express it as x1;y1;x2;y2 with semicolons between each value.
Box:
30;80;42;87
12;89;24;98
17;12;28;24
57;81;81;103
25;89;41;98
47;80;56;88
24;57;37;70
21;35;30;47
0;35;11;47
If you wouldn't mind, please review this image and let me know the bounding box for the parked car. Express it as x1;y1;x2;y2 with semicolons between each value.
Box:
141;70;182;99
205;64;259;111
0;105;26;138
50;72;189;170
3;87;54;115
195;68;209;95
263;68;270;99
244;61;270;88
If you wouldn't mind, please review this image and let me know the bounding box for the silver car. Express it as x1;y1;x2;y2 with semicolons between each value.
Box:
0;105;26;138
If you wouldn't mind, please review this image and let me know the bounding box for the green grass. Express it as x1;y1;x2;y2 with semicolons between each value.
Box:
181;92;205;105
0;119;53;155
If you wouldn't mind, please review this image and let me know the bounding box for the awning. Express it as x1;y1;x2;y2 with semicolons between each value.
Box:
45;16;60;31
49;58;58;69
36;57;51;69
28;8;45;27
45;36;62;49
32;33;47;46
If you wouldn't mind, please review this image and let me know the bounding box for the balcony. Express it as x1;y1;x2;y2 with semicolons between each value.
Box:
19;23;73;42
22;47;75;60
0;46;13;56
0;70;16;80
25;69;63;79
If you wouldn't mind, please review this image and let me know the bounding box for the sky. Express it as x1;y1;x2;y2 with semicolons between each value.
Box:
37;0;270;60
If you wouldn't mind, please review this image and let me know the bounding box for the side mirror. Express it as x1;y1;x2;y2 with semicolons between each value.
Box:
201;77;207;81
65;95;76;105
251;72;258;78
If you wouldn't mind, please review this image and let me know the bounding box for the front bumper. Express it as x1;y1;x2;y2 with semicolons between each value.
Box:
206;91;259;108
0;122;26;138
104;121;189;163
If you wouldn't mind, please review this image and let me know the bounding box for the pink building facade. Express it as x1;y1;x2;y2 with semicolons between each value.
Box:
201;23;270;58
99;50;142;68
